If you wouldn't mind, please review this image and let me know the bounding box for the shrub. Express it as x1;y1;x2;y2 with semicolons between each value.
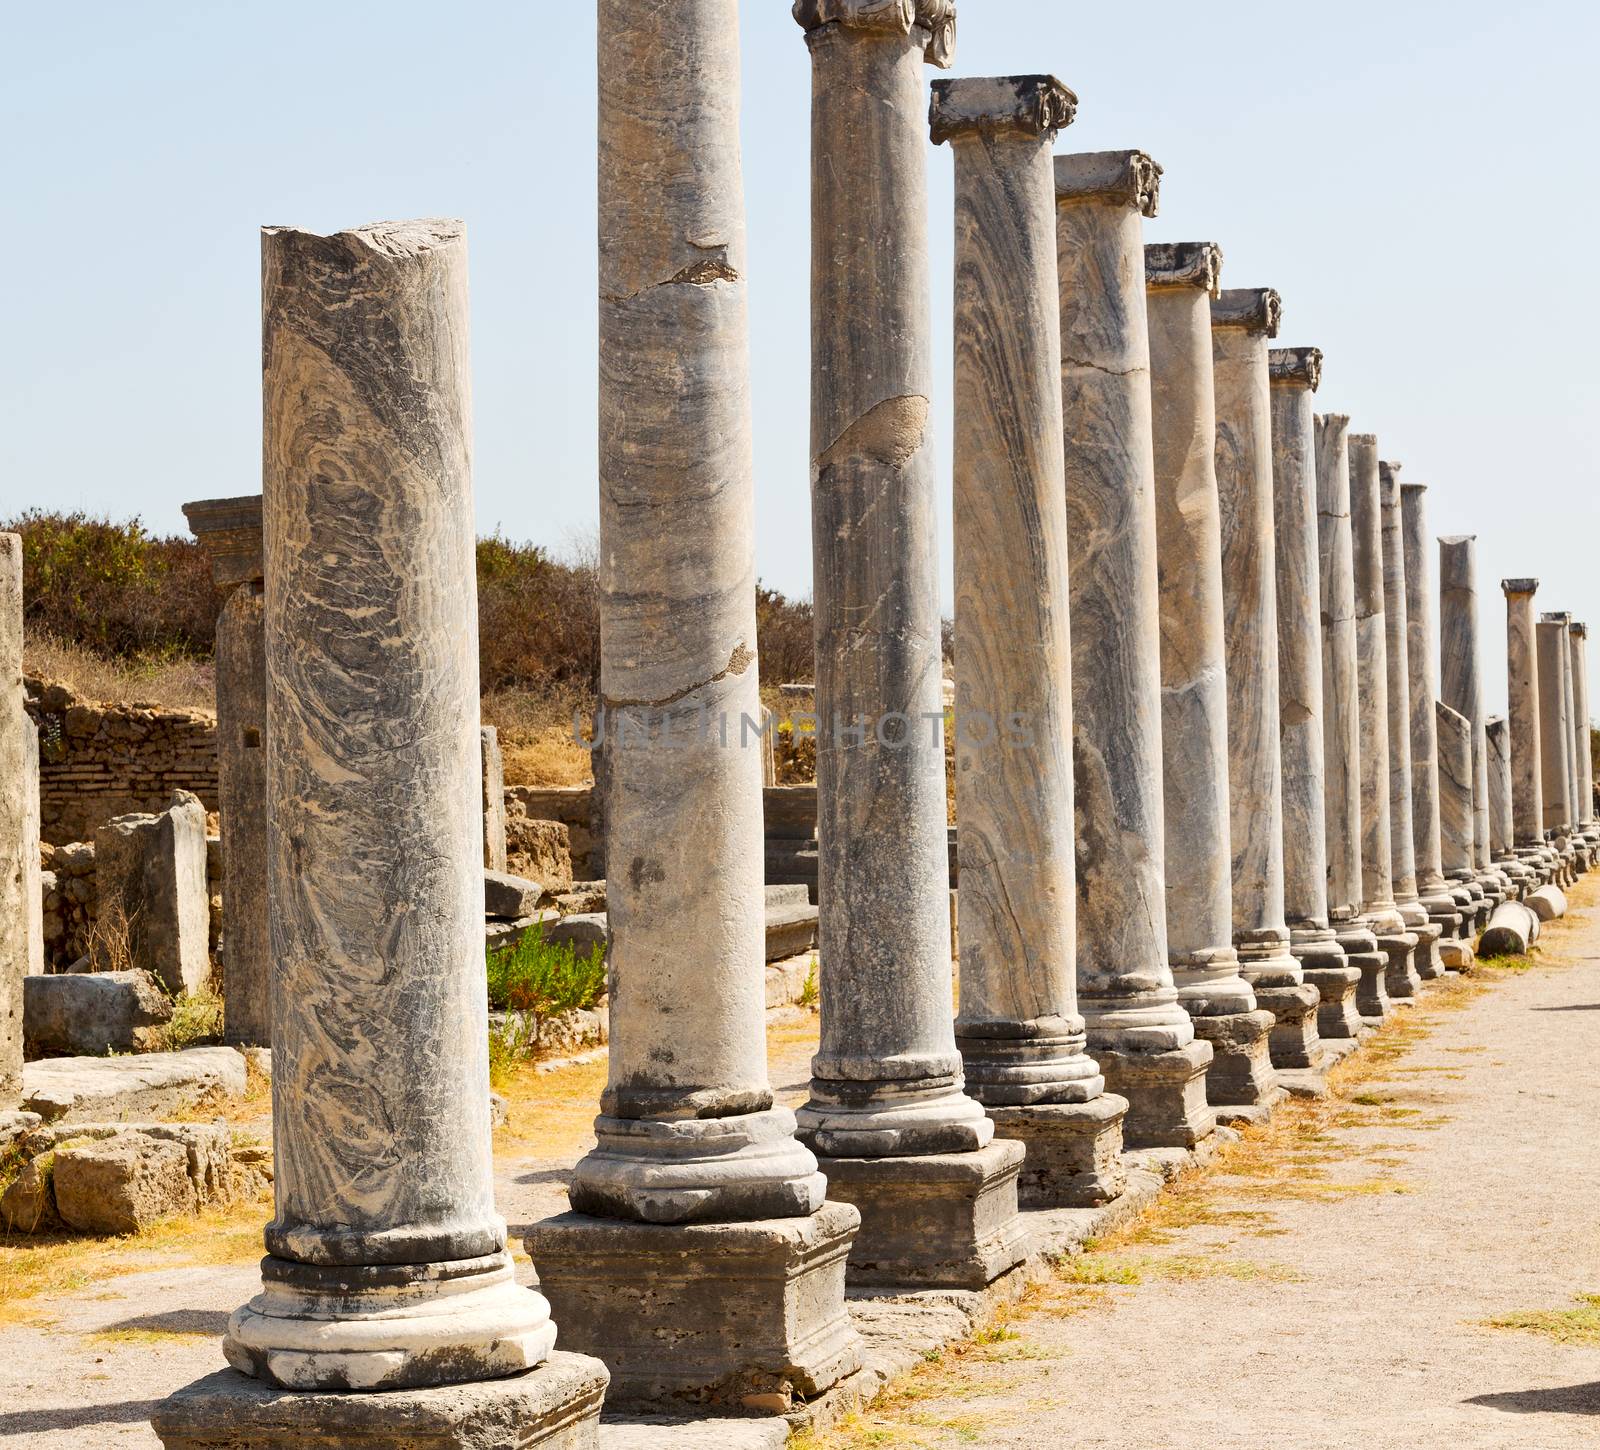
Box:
486;923;606;1034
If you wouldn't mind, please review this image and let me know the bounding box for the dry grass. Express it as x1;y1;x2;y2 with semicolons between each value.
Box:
482;683;596;788
24;631;215;711
1481;1294;1600;1346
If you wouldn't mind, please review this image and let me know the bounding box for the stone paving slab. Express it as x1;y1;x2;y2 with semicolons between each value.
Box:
21;1046;250;1124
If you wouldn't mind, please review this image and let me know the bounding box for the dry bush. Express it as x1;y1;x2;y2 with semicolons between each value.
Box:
23;631;215;711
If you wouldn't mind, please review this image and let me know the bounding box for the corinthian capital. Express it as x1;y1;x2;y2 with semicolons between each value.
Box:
1053;151;1162;217
793;0;956;66
1268;347;1322;391
1210;287;1280;337
929;74;1076;144
1144;241;1223;296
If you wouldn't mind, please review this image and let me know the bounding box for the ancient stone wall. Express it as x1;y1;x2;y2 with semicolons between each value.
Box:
25;680;218;848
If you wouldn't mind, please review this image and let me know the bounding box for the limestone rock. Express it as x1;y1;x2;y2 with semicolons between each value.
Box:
22;1045;248;1124
505;813;574;894
555;881;607;915
485;870;544;921
23;968;172;1057
1;1150;64;1232
52;1133;196;1233
764;902;819;963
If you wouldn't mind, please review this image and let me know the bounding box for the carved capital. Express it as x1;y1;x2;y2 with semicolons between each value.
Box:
1501;578;1539;597
1399;481;1427;498
1054;151;1161;217
1572;620;1588;639
794;0;955;66
1144;241;1223;295
1540;610;1572;626
1268;346;1322;391
1379;460;1401;490
183;494;264;588
1210;287;1280;337
929;74;1075;144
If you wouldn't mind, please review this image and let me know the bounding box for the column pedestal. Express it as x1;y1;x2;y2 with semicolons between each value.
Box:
1095;1044;1216;1148
1295;928;1364;1039
989;1096;1128;1207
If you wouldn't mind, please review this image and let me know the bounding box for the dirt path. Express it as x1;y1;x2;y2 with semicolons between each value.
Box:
810;882;1600;1450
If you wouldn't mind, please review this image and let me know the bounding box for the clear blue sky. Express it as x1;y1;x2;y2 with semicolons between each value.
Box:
3;1;1596;713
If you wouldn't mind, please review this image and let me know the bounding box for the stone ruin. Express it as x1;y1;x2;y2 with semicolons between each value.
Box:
0;4;1593;1448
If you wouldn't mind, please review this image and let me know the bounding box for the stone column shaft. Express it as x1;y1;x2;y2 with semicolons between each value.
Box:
481;726;507;873
1213;290;1323;1069
1378;463;1438;985
228;219;553;1394
1346;436;1417;998
1572;622;1595;835
1147;242;1274;1109
1486;716;1516;862
1556;616;1584;856
1438;700;1476;882
1269;351;1360;1040
1503;580;1544;852
938;75;1125;1209
1399;484;1459;935
1055;152;1211;1149
1538;617;1574;837
1;534;24;1108
1438;538;1499;909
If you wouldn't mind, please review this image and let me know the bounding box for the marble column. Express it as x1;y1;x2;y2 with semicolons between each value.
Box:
1212;291;1323;1069
1438;701;1477;899
183;496;271;1048
1399;484;1464;942
0;534;24;1110
1269;349;1360;1040
1377;463;1438;987
791;0;1027;1293
530;3;865;1403
1554;615;1588;870
154;221;610;1450
1538;615;1576;867
1502;579;1548;876
1572;621;1597;845
1055;151;1214;1148
481;726;507;873
1439;536;1504;916
1317;420;1388;1018
23;719;42;979
936;75;1126;1209
1485;716;1526;890
1147;242;1275;1109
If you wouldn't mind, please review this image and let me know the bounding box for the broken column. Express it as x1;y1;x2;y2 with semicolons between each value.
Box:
1503;579;1549;879
1212;290;1323;1069
1439;536;1505;913
1147;243;1276;1108
1538;615;1576;872
1378;463;1440;985
789;0;1027;1292
1055;151;1214;1147
1399;483;1464;943
531;2;866;1404
1314;417;1388;1014
151;220;609;1448
481;726;507;873
935;75;1126;1210
1;533;24;1111
1346;433;1415;1013
183;495;271;1047
1572;622;1597;848
1268;349;1360;1040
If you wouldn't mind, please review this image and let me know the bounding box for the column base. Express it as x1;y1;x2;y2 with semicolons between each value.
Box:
1374;932;1418;1009
816;1140;1029;1289
224;1252;557;1392
521;1203;862;1405
1252;982;1325;1069
1408;915;1446;978
1189;1009;1278;1106
1291;928;1362;1041
795;1080;994;1158
1418;887;1462;941
1093;1041;1215;1148
987;1094;1128;1208
151;1355;608;1450
1346;933;1392;1019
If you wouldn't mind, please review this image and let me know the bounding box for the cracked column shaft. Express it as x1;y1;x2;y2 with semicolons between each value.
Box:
1503;580;1544;852
1147;242;1276;1108
1055;153;1212;1149
1269;351;1361;1039
1538;614;1576;839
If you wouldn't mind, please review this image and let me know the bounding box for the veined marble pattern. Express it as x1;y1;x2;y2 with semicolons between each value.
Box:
1345;434;1395;912
1400;486;1446;889
1486;717;1515;858
1503;582;1544;844
1378;466;1418;900
1314;416;1363;921
0;534;25;1103
1055;160;1191;1050
1437;701;1475;874
1537;619;1574;832
1438;538;1490;870
261;220;498;1266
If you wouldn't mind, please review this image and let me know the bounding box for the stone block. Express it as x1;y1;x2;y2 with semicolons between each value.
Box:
23;968;172;1056
52;1132;196;1233
816;1140;1028;1289
1350;942;1393;1018
151;1355;608;1450
93;791;211;994
764;883;810;910
1;1150;64;1232
22;1044;248;1123
762;785;818;840
506;815;575;894
555;882;607;915
1439;938;1475;971
524;1203;860;1407
544;914;608;955
1253;981;1325;1070
1191;1009;1277;1106
486;871;544;921
1096;1040;1216;1148
1304;962;1364;1041
1381;930;1423;1000
988;1094;1127;1208
765;902;818;962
